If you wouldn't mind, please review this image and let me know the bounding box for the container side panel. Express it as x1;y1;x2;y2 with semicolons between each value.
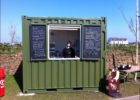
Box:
101;23;106;58
95;61;100;87
23;62;32;91
93;62;96;87
89;61;95;87
102;31;106;51
26;62;32;89
83;61;89;87
23;20;30;61
51;61;58;88
22;17;31;92
71;60;77;88
101;58;105;78
77;61;83;87
38;62;45;89
58;61;64;88
46;61;52;88
64;61;71;88
31;62;39;89
101;30;106;79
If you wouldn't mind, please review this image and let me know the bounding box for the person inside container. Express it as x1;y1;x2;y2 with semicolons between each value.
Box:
63;41;75;58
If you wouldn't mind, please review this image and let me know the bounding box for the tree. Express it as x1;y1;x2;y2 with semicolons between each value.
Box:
120;0;139;65
120;10;136;36
9;25;16;44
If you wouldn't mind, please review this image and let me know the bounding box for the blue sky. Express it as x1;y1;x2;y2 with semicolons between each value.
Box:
0;0;139;43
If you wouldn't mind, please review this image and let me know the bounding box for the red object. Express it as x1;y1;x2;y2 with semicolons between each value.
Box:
107;71;120;95
0;67;5;97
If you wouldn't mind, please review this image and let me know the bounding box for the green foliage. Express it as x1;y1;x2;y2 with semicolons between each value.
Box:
0;43;22;54
107;44;140;53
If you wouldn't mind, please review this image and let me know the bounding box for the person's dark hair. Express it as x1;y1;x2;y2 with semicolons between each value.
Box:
67;41;72;45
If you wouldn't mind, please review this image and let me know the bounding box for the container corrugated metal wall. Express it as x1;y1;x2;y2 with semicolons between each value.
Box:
22;16;107;93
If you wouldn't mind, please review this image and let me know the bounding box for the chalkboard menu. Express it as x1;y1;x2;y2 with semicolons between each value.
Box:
30;25;46;60
82;26;101;60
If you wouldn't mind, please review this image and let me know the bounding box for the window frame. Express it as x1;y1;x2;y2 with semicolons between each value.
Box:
29;24;47;61
81;25;102;60
47;24;82;60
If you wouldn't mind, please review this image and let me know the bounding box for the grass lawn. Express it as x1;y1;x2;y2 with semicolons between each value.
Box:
1;75;140;100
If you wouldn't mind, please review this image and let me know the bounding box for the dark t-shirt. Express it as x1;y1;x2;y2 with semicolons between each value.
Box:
63;47;75;58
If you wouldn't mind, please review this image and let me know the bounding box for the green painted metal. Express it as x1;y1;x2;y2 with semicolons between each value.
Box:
22;16;107;93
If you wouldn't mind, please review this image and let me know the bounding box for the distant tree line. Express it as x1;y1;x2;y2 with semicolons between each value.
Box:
107;44;140;53
0;43;22;54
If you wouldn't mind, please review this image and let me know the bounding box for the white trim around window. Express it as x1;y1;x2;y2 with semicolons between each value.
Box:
47;24;81;60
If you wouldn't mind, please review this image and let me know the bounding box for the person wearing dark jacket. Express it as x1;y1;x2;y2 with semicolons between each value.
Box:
63;41;75;58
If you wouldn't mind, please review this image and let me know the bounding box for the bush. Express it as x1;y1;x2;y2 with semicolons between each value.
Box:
107;44;140;53
0;43;22;54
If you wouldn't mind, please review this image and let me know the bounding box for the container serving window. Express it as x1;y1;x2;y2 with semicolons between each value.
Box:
47;24;81;60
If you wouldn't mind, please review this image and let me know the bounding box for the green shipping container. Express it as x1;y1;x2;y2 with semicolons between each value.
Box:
22;16;107;93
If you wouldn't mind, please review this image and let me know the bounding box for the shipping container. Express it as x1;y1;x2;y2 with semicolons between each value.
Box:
22;16;107;93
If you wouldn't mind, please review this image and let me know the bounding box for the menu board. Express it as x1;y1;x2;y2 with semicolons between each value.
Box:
82;26;101;60
30;25;46;60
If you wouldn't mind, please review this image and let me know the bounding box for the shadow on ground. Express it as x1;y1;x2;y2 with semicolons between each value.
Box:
14;61;23;92
99;75;108;95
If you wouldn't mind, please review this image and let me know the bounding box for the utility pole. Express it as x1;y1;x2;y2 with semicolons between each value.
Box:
136;0;139;65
